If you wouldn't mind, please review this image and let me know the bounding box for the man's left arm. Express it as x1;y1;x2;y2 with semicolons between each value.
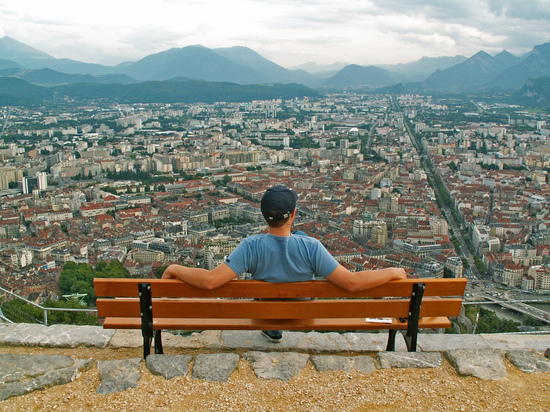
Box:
162;262;238;290
325;264;406;292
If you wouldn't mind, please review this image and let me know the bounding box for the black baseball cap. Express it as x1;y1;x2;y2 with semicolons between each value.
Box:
261;185;298;221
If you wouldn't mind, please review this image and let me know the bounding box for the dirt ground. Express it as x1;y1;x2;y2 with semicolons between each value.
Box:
0;346;549;412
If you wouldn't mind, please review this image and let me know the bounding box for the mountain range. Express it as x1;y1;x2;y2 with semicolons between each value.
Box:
2;36;550;105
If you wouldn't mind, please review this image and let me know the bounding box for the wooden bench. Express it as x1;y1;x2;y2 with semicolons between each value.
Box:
94;277;467;358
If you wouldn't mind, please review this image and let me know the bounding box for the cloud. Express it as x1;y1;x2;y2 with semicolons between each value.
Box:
0;0;548;66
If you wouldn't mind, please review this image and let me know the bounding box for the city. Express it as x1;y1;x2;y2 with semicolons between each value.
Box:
1;92;549;329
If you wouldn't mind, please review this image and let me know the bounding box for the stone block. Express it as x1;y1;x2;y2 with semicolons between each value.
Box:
243;351;309;381
192;353;239;383
96;358;142;395
445;349;507;380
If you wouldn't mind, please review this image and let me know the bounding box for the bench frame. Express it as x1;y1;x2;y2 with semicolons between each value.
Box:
94;278;466;358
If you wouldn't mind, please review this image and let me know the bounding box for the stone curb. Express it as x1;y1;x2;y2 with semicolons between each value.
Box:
1;324;548;353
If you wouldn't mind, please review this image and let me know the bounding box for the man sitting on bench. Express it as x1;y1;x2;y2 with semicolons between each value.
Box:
162;185;406;342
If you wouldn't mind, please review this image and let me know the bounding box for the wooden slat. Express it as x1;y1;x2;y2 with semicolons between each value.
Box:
97;297;463;319
101;316;451;331
93;278;467;299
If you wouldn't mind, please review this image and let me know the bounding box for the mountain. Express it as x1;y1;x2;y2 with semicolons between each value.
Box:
323;64;402;88
492;43;550;89
213;46;314;84
511;76;550;106
424;51;510;91
493;50;522;68
0;36;53;60
381;55;468;82
289;62;349;75
117;45;266;84
0;77;53;105
0;36;122;76
2;35;548;94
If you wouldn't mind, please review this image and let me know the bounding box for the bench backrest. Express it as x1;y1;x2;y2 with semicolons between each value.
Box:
94;278;467;321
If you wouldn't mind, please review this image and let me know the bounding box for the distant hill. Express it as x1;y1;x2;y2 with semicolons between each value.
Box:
323;64;402;88
16;68;136;86
492;43;550;89
0;75;318;106
0;77;53;105
54;80;319;104
0;59;22;71
14;58;117;76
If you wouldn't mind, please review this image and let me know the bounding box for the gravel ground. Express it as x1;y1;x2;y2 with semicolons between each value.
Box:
0;346;549;411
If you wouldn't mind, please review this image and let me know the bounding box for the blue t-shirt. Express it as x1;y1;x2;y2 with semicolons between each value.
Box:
224;232;339;282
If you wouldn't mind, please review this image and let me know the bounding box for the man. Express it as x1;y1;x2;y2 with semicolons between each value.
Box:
162;185;406;341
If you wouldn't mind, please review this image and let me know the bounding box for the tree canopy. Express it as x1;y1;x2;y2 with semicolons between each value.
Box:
59;260;129;305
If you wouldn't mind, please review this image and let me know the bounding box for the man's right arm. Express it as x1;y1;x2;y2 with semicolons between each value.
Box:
325;264;406;292
162;262;237;290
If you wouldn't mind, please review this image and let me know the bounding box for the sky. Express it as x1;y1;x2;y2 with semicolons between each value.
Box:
0;0;549;69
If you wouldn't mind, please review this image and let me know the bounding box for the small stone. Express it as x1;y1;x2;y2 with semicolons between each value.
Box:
243;351;309;381
96;358;142;395
192;353;239;383
146;354;192;380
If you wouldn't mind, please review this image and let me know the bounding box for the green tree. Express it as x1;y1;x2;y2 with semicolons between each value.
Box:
59;261;129;305
1;298;99;326
472;307;520;333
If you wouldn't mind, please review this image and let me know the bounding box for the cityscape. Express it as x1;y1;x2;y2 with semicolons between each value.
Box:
1;2;550;408
1;90;550;329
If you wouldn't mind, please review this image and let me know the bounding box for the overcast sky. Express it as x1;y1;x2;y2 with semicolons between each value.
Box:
0;0;549;68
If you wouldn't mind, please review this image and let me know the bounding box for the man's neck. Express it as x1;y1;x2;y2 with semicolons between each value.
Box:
267;225;292;237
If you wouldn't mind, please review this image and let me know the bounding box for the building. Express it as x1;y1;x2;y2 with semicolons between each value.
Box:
22;176;38;194
445;256;464;278
353;220;388;246
500;264;524;287
36;172;48;191
528;265;550;293
132;249;164;263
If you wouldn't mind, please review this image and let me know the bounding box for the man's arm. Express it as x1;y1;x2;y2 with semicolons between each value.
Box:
325;264;406;292
161;262;238;290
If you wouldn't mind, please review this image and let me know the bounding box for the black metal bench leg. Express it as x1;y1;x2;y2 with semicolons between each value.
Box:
139;283;154;359
403;283;425;352
143;336;152;359
386;330;397;351
154;330;163;354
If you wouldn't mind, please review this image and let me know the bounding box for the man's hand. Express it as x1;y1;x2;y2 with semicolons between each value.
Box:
391;267;407;280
